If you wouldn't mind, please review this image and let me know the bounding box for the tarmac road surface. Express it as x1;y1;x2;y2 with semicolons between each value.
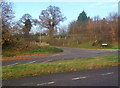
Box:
2;66;118;86
2;48;118;66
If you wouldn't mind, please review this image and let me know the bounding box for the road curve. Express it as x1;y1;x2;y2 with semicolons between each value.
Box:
2;48;118;66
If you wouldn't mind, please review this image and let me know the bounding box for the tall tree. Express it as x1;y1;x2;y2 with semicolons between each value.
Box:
0;1;15;47
19;13;32;37
68;21;79;34
107;12;118;42
77;11;89;25
1;1;14;28
39;5;66;36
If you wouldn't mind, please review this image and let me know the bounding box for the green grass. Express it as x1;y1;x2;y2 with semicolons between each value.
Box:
31;46;63;54
3;46;63;57
64;41;119;49
1;55;119;80
4;54;16;57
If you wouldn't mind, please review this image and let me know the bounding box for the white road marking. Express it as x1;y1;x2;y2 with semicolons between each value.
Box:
101;72;114;76
7;63;18;66
25;61;36;64
37;81;55;86
72;76;87;80
41;60;52;63
37;83;47;86
47;82;55;84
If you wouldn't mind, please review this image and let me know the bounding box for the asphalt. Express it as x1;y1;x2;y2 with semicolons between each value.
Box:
2;48;118;66
2;66;118;86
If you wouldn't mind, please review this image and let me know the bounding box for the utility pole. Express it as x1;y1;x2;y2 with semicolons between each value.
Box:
39;26;42;43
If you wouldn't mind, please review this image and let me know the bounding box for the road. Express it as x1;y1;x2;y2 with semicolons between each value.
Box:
2;48;119;86
2;48;118;66
2;66;118;86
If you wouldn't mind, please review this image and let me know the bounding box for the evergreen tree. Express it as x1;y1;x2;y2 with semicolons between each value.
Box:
20;14;32;38
77;11;89;25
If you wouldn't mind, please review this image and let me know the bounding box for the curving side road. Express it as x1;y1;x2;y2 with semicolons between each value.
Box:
2;48;118;66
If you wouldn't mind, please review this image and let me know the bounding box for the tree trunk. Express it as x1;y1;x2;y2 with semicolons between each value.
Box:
49;27;54;36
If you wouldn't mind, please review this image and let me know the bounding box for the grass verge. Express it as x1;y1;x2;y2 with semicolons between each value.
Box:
3;46;63;57
2;55;119;80
65;41;119;49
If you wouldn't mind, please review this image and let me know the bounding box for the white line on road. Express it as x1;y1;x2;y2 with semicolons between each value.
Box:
25;61;36;64
47;82;55;84
37;81;55;86
37;83;47;86
41;60;52;63
101;72;114;76
7;63;18;66
72;76;87;80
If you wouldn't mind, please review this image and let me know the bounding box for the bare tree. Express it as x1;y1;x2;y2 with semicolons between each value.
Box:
93;16;101;21
39;5;66;36
0;1;15;47
1;1;14;28
107;12;118;42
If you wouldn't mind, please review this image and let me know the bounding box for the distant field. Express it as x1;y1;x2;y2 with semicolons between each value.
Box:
2;55;119;80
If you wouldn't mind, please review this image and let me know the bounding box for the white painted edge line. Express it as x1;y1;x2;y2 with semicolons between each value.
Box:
7;63;18;66
72;76;87;80
101;72;114;76
37;81;55;86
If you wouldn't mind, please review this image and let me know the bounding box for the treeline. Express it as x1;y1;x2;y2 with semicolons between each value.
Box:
1;1;40;50
68;11;118;44
44;11;118;48
0;1;119;50
1;1;66;50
